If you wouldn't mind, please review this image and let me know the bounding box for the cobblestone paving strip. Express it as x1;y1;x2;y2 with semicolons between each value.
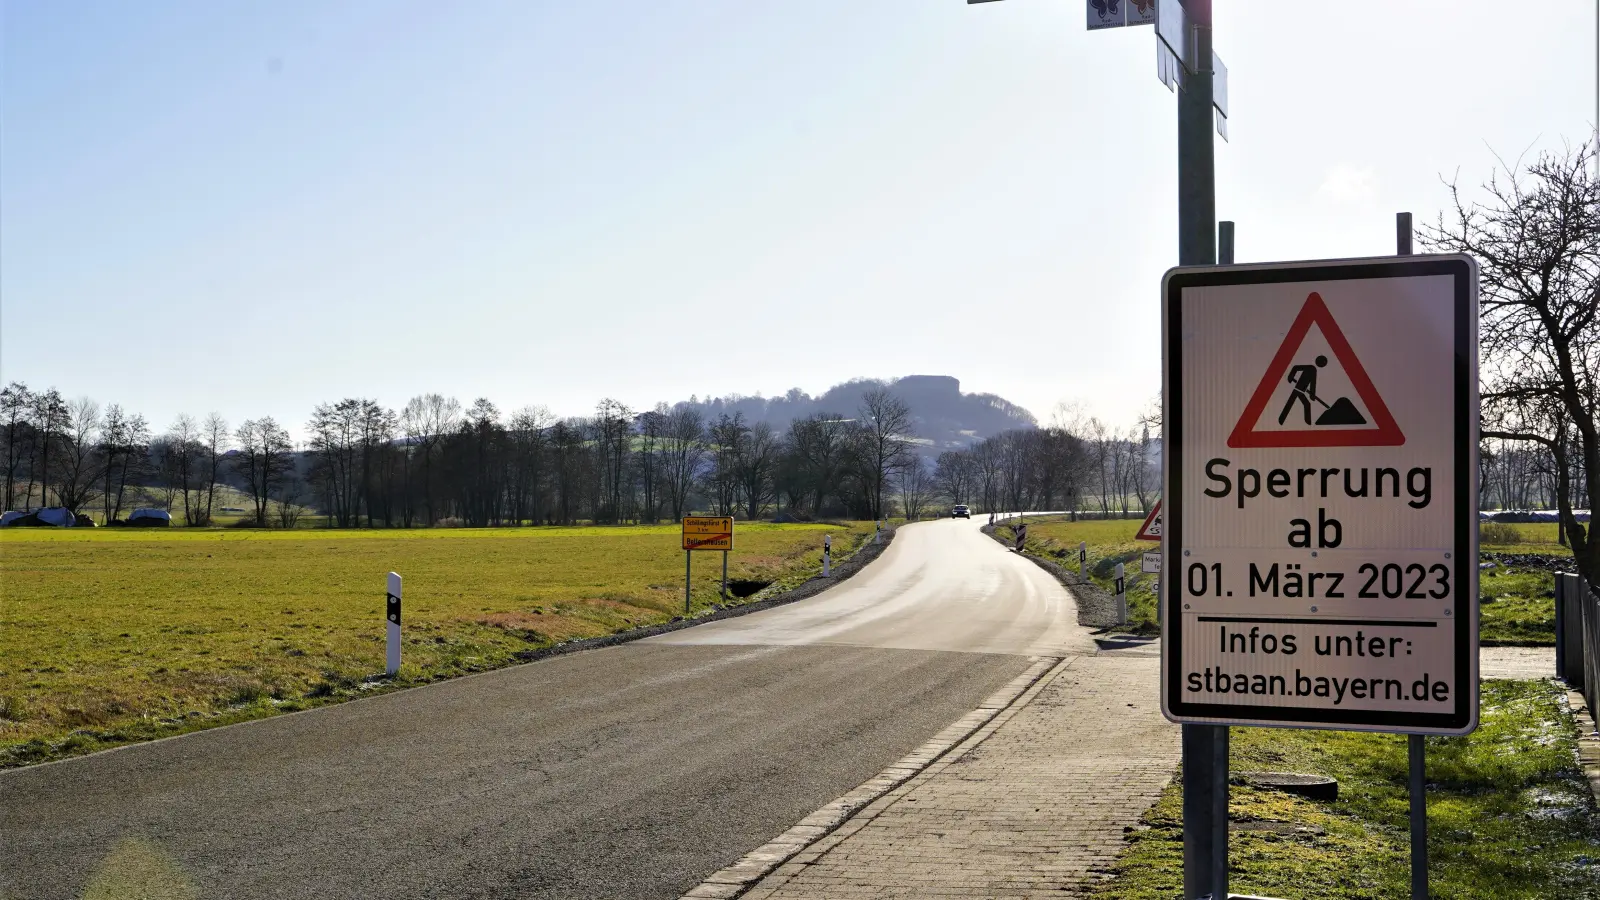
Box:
687;655;1179;899
679;656;1065;899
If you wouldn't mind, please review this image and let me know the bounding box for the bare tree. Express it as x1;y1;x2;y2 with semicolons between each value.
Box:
933;450;975;506
897;455;933;520
1423;141;1599;583
1;382;33;510
235;418;294;526
201;413;229;525
592;399;633;523
855;388;915;520
166;413;204;525
52;398;103;513
739;421;779;520
274;467;307;528
662;407;705;520
402;394;460;526
635;406;668;522
308;399;366;527
789;412;851;517
27;389;67;509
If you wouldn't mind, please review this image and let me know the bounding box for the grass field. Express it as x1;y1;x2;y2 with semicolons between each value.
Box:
0;521;871;766
1093;679;1600;899
1015;518;1574;644
1479;520;1570;554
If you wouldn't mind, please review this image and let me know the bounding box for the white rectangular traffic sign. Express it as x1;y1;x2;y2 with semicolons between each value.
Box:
1142;551;1162;574
1161;255;1479;735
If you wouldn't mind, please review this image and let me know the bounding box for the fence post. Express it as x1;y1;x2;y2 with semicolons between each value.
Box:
1561;573;1587;687
1557;572;1567;680
1583;575;1598;717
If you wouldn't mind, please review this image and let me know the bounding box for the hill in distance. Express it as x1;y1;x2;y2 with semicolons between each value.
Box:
676;375;1037;455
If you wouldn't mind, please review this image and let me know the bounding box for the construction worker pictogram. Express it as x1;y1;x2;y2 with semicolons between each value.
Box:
1227;291;1405;448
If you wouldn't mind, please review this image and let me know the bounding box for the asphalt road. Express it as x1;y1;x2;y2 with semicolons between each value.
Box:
2;519;1090;900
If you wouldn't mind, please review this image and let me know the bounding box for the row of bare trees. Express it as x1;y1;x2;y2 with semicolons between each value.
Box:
929;408;1158;518
0;382;303;527
0;383;925;527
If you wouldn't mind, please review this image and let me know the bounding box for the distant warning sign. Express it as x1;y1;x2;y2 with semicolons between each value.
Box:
1136;501;1162;541
1161;255;1479;735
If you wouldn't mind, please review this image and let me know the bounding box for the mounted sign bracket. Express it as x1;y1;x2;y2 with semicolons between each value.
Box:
1154;0;1228;139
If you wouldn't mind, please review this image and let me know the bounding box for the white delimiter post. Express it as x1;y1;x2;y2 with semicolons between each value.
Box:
1114;562;1127;626
823;534;832;577
1078;541;1088;583
386;572;402;677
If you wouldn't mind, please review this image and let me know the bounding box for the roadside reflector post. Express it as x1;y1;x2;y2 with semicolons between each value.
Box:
1114;562;1127;625
874;521;880;544
1079;541;1087;583
823;534;832;577
385;572;402;678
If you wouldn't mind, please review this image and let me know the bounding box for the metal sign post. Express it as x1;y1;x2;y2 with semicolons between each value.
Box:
682;516;736;615
1398;211;1428;900
964;3;1231;892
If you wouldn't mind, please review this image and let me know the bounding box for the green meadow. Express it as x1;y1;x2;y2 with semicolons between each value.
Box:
0;522;870;765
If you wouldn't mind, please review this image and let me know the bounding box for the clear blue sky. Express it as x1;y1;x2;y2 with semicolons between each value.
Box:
2;1;1594;440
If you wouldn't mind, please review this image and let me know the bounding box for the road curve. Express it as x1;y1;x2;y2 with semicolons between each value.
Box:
2;519;1091;900
649;518;1095;656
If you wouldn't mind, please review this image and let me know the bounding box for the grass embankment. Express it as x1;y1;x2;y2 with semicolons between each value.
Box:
1095;679;1600;899
0;522;870;766
1480;522;1573;646
1011;517;1160;633
1013;518;1573;644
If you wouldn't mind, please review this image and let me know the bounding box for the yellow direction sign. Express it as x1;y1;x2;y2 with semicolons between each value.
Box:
682;516;734;551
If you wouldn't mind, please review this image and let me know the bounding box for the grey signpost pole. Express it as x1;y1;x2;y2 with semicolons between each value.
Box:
1397;210;1429;900
964;3;1230;891
1176;3;1228;898
685;550;692;615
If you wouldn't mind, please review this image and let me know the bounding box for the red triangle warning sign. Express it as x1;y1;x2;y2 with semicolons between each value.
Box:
1136;501;1161;541
1227;292;1405;448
